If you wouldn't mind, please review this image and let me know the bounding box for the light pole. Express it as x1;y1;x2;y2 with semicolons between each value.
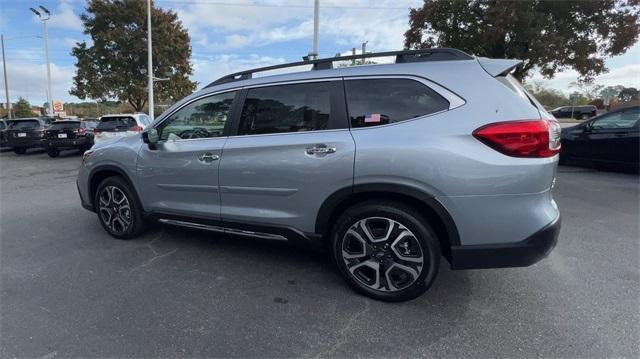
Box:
147;0;154;119
1;35;10;118
30;6;53;116
308;0;319;60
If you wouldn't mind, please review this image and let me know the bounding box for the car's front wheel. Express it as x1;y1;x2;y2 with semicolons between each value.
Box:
94;176;145;239
47;148;59;157
332;201;440;302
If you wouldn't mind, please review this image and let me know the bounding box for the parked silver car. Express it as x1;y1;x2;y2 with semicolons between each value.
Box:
77;49;561;301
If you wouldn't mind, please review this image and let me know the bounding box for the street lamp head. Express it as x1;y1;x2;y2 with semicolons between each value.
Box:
38;6;51;15
29;7;41;17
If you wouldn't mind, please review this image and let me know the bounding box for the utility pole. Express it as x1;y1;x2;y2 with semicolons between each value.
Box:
30;6;53;116
147;0;154;119
308;0;319;60
1;34;10;118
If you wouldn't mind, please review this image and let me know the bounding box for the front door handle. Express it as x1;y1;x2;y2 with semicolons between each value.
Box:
198;152;219;162
306;144;337;155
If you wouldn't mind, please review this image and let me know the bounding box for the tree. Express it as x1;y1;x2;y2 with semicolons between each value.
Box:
70;0;196;112
525;81;569;108
405;0;639;81
570;81;604;101
618;87;639;102
13;98;33;118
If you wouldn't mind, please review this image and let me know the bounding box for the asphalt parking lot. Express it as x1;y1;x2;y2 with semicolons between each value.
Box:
1;148;638;358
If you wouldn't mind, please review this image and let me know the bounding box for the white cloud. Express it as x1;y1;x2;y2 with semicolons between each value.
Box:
0;61;77;105
169;0;419;52
44;1;83;32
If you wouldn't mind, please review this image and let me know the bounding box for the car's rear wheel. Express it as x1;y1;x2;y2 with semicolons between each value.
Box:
581;114;590;120
94;176;145;239
332;201;440;302
13;148;26;154
47;148;60;157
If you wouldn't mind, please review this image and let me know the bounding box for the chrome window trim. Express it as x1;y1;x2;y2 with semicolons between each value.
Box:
342;75;465;110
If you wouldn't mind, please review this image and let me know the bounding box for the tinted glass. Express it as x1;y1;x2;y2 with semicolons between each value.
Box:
97;117;135;131
158;91;235;141
591;108;640;130
49;122;81;130
0;122;5;130
9;120;40;130
84;121;97;129
239;82;331;135
345;79;449;128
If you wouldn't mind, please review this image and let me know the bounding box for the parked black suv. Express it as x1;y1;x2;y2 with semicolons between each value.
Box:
43;120;97;157
0;119;9;148
5;117;54;154
551;105;597;120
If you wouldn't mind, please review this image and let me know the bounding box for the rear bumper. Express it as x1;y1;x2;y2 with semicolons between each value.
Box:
450;215;560;270
44;137;91;149
7;138;44;148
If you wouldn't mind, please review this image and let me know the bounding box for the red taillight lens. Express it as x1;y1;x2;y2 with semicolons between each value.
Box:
131;125;143;132
93;128;101;134
473;120;561;158
75;127;86;135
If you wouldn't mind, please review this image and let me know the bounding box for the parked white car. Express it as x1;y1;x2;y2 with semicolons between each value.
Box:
93;113;152;143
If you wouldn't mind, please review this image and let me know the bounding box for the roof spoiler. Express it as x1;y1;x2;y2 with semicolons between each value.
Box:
477;57;523;77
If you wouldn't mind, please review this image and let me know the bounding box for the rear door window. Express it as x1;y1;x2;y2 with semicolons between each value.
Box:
9;120;40;130
97;117;135;131
344;78;449;128
49;122;81;130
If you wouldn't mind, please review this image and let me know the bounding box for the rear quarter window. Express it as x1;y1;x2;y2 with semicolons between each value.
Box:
344;78;449;128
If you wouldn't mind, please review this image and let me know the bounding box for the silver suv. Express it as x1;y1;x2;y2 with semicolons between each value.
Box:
77;49;561;301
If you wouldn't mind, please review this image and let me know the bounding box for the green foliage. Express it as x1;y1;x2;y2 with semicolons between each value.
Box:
525;81;569;108
405;0;640;81
70;0;197;111
13;97;33;118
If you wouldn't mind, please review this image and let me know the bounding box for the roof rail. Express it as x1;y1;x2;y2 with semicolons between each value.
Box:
205;48;473;88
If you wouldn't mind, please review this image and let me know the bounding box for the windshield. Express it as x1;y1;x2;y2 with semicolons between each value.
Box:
8;120;40;130
49;122;81;130
97;117;135;130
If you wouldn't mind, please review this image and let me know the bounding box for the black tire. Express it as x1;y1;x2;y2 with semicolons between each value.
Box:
47;148;60;158
94;176;146;240
332;201;440;302
581;114;589;120
13;148;26;155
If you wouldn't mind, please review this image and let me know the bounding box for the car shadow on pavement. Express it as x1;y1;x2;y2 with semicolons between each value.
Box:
136;223;475;308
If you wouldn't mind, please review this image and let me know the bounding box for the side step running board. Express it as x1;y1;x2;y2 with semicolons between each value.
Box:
158;218;288;241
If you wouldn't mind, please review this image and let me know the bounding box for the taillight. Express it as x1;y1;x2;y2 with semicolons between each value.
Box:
75;127;86;135
93;128;101;134
131;125;143;132
473;120;561;158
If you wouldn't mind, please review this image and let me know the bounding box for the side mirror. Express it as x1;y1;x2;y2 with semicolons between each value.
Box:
142;128;159;150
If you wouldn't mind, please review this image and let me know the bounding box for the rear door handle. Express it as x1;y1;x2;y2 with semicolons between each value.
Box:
306;144;337;155
198;152;219;162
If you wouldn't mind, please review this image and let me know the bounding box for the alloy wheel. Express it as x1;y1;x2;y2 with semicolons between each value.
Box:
341;217;424;292
98;186;132;235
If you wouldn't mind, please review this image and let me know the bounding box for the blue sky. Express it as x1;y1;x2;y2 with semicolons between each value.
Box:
0;0;638;105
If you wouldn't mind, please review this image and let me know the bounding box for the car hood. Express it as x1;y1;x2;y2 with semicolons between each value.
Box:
91;136;126;150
